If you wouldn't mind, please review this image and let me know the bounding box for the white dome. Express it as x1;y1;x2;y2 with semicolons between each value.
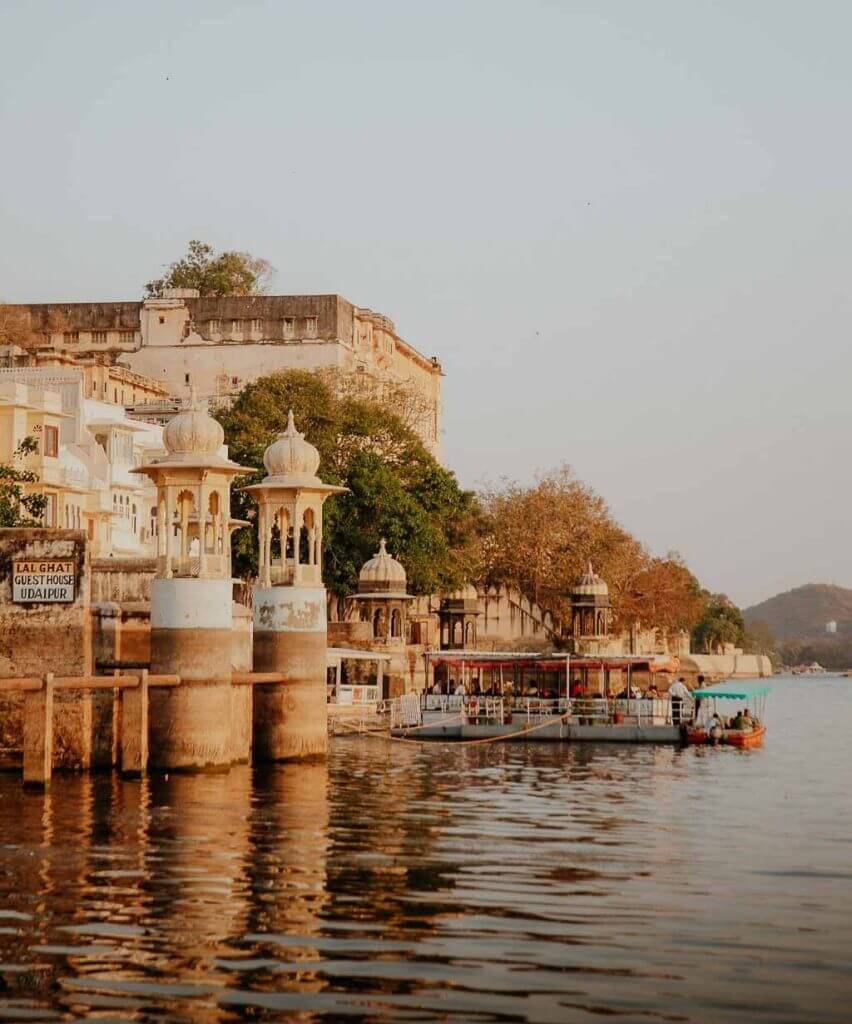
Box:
573;562;609;597
359;538;407;591
163;391;224;456
263;410;321;480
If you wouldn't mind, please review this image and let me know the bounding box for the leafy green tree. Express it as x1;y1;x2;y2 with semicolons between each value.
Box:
145;240;274;298
0;438;47;526
217;370;477;595
692;594;747;653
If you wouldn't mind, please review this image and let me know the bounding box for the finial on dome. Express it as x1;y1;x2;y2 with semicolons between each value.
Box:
286;409;297;434
587;559;594;575
378;537;388;555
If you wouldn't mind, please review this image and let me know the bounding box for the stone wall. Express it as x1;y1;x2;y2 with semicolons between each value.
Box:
0;529;110;769
91;558;156;603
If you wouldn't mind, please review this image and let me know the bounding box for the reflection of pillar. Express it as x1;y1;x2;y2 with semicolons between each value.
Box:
246;762;329;938
146;769;252;976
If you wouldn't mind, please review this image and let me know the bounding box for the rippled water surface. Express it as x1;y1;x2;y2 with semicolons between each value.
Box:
0;675;850;1022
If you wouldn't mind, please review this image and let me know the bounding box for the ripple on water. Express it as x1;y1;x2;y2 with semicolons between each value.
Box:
0;677;849;1022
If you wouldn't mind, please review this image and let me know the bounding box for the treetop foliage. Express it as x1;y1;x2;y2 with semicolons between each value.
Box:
145;240;275;298
0;438;47;527
217;371;477;596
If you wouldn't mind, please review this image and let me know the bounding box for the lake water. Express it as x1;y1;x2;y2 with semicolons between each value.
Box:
0;674;850;1022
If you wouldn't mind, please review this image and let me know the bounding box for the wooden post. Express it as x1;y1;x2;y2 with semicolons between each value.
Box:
120;669;148;777
23;673;54;789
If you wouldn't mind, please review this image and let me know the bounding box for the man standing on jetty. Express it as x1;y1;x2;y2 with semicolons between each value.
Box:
669;677;692;724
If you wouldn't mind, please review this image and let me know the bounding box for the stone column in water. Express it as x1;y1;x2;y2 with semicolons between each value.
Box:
243;410;346;760
132;390;248;770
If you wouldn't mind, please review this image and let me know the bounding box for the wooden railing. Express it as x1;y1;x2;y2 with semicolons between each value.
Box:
0;671;294;789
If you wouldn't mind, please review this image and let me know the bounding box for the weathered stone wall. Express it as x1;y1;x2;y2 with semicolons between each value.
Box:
91;558;156;603
0;529;111;769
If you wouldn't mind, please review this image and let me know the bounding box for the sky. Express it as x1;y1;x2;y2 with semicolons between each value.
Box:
1;0;850;608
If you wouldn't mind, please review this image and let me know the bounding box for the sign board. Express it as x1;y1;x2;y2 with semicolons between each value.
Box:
12;560;77;603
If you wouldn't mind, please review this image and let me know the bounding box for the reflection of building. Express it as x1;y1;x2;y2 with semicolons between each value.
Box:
4;290;443;457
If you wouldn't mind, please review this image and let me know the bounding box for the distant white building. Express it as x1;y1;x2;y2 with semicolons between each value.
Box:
0;367;165;558
826;620;838;634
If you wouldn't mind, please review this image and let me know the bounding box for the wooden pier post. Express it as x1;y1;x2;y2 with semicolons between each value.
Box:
120;669;148;777
23;673;54;789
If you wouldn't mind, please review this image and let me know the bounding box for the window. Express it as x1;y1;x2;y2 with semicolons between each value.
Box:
113;389;118;403
43;425;59;458
209;319;220;334
132;503;138;534
305;316;318;338
184;373;191;385
92;331;106;344
91;381;97;396
159;316;165;325
282;317;295;339
44;494;57;527
150;507;157;537
231;375;239;388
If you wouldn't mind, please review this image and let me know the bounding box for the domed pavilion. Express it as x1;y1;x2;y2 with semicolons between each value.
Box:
353;539;412;643
438;583;481;650
570;562;612;653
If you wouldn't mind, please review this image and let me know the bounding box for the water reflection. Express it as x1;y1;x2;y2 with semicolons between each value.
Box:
0;677;850;1022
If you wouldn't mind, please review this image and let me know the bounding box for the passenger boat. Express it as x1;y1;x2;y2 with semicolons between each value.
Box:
390;651;692;744
685;682;769;748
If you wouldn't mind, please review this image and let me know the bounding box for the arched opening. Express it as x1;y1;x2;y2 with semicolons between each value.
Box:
390;608;401;638
452;620;462;646
131;503;137;535
465;621;474;646
410;622;422;644
373;608;383;639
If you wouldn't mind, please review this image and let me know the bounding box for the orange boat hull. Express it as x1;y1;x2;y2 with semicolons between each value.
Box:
723;724;766;748
686;725;766;748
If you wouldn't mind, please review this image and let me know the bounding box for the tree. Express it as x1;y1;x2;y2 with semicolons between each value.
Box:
0;438;47;526
216;370;477;596
145;240;274;298
692;594;747;654
616;554;707;636
0;304;29;348
477;465;654;619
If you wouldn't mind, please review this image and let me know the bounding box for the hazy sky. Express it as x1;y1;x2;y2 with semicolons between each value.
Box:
1;0;850;607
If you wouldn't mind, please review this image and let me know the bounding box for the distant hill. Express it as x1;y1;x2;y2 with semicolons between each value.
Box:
744;584;852;640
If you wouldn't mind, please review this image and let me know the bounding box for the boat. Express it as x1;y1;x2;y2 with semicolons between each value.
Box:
685;682;769;748
389;651;693;744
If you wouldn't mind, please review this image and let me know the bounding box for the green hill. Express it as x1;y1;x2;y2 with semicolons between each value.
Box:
744;584;852;640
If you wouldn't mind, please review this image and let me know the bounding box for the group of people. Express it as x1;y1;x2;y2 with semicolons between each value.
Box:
431;678;560;700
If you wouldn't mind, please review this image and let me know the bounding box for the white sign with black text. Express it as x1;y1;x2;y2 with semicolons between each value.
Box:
12;559;77;603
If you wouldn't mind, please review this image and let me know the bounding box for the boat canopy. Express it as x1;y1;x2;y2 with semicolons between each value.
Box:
691;683;770;700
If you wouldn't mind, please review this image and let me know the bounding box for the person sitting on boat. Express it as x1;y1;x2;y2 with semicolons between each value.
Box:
570;677;584;698
454;680;467;697
431;680;442;695
731;709;752;731
707;712;724;740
